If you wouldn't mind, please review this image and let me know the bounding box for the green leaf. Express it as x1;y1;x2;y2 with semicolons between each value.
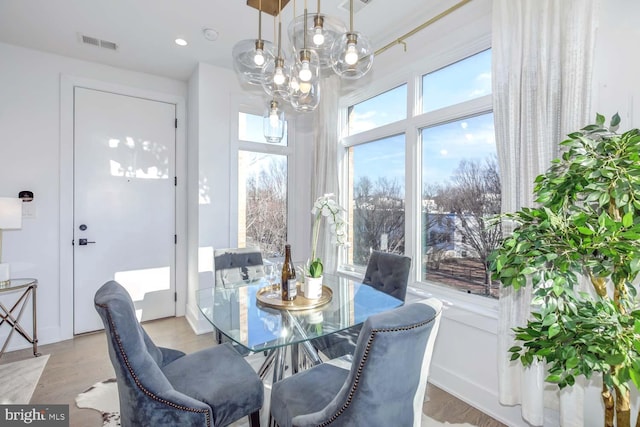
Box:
629;367;640;390
566;357;579;369
611;112;621;128
546;374;562;383
623;212;634;227
577;226;594;235
542;313;557;327
596;113;606;126
548;324;561;338
599;192;610;207
606;353;625;366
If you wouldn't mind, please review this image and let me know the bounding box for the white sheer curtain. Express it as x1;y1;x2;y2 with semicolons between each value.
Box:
312;75;341;273
492;0;596;425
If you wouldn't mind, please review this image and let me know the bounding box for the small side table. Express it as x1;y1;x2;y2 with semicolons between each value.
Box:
0;278;39;359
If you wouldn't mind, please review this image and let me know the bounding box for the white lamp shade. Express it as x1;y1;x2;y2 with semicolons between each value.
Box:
0;198;22;229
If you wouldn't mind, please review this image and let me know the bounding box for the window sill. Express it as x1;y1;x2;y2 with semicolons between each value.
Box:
408;281;499;334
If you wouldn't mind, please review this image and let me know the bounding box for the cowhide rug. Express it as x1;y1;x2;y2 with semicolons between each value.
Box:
75;378;476;427
75;378;120;427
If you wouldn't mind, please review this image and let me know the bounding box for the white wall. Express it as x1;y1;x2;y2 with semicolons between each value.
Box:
0;41;187;348
591;0;640;128
185;62;242;333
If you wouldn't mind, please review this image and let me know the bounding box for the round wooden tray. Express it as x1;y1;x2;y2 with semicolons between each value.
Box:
256;283;332;311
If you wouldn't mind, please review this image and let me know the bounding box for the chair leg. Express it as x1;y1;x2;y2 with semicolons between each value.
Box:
248;410;261;427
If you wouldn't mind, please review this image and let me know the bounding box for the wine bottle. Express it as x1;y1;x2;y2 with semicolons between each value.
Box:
281;244;297;301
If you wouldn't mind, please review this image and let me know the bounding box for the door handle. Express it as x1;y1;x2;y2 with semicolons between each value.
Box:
78;238;96;246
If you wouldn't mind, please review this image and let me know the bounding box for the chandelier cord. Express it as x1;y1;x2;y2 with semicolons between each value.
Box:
258;0;262;40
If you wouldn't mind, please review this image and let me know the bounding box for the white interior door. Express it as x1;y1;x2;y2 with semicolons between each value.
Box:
73;87;176;334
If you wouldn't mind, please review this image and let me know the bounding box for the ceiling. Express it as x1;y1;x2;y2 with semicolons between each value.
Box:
0;0;462;81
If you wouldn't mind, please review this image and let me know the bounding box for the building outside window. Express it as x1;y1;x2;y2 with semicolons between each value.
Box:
342;48;499;298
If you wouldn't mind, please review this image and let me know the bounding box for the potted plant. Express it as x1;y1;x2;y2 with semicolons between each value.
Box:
304;194;348;299
489;113;640;427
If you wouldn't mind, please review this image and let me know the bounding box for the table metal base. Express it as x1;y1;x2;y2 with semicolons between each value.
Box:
0;279;39;359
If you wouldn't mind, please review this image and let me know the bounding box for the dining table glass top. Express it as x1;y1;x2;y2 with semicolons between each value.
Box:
196;274;403;353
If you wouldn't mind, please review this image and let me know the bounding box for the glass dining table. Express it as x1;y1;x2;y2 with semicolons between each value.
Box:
196;273;403;384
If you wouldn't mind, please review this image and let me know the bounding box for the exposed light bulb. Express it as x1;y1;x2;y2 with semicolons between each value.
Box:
299;61;312;82
274;66;286;85
254;49;265;66
313;28;325;46
345;42;358;65
270;109;280;128
299;82;312;94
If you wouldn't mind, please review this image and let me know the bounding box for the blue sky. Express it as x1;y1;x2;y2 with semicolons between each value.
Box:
350;49;494;191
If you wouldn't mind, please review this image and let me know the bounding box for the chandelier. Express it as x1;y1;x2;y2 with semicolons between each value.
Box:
233;0;374;143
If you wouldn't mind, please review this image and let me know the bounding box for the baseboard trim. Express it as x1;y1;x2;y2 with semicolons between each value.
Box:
429;362;528;427
185;302;213;335
0;325;62;353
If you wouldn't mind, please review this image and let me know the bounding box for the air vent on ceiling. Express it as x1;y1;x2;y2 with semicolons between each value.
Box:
338;0;372;14
78;33;119;51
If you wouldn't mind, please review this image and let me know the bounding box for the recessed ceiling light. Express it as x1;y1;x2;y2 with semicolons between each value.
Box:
175;38;188;46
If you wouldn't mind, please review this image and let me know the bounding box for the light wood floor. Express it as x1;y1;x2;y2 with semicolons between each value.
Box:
1;316;505;427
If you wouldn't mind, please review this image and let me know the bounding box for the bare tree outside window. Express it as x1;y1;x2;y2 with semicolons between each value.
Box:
423;155;502;297
420;110;499;298
239;152;287;258
352;176;405;265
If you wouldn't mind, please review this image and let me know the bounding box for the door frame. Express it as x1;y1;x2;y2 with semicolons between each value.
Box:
60;75;187;339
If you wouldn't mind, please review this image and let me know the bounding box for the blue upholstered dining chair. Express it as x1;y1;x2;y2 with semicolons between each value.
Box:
214;247;266;286
312;250;412;359
213;247;266;346
94;280;264;427
270;298;443;427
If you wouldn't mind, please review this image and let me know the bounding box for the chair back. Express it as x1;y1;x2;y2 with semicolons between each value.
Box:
294;301;441;427
94;281;211;426
412;298;443;426
214;247;265;286
363;250;411;301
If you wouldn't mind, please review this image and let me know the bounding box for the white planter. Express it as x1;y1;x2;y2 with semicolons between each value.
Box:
304;275;323;300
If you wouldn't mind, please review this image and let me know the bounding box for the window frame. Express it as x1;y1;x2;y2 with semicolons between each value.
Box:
337;39;497;310
230;96;297;251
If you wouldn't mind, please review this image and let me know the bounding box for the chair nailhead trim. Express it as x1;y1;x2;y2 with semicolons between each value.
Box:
97;303;212;427
314;315;438;427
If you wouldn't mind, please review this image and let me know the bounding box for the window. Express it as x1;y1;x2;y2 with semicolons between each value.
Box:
239;112;288;146
348;84;407;135
237;112;289;258
421;113;499;298
422;49;492;113
347;134;405;267
341;48;499;299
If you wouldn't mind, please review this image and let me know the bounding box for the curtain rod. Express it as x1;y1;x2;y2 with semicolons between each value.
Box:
374;0;474;57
